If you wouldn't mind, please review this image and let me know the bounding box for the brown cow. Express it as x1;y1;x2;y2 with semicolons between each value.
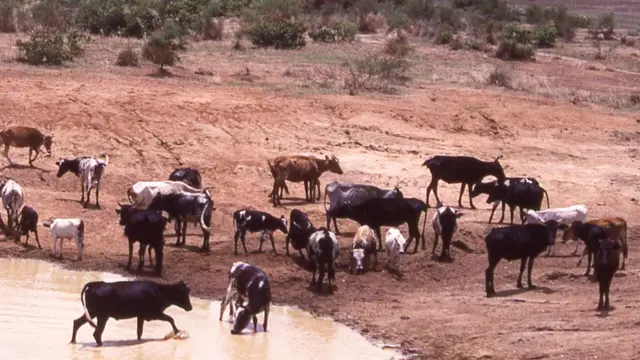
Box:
561;217;628;270
0;126;53;167
268;154;343;206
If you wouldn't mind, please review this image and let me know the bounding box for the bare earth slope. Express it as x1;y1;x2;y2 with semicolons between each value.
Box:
1;40;640;359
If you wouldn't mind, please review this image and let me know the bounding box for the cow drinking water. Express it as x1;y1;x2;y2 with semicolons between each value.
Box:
219;262;272;334
70;280;193;346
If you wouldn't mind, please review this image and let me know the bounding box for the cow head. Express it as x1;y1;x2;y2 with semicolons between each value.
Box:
172;280;193;312
350;248;366;274
278;215;288;234
488;154;506;182
114;202;135;226
470;180;498;199
230;307;252;335
55;158;76;178
43;134;53;156
324;155;344;175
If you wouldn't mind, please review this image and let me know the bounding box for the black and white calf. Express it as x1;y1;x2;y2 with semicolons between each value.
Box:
15;205;41;249
56;155;109;208
471;178;549;224
232;209;288;255
484;220;561;297
219;262;271;335
115;203;167;276
284;208;316;260
431;205;463;262
307;228;340;293
146;189;214;252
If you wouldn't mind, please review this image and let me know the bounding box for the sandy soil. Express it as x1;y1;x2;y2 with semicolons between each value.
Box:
1;32;640;359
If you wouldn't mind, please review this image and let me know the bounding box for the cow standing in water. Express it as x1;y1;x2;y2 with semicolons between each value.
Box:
219;262;271;334
70;280;193;346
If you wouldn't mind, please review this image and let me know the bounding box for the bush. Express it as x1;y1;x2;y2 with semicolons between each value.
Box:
502;22;532;44
77;0;160;38
436;5;463;31
533;23;557;47
598;12;615;40
142;20;188;70
464;37;484;50
384;30;414;57
248;20;306;49
435;25;453;44
525;5;544;24
202;17;224;40
0;0;19;33
496;39;534;60
449;34;463;50
16;27;89;65
160;0;210;30
30;0;76;30
487;66;511;88
400;0;434;21
116;46;139;66
343;54;411;94
309;20;356;43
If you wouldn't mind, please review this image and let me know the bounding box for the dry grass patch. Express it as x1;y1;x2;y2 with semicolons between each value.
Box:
115;46;139;67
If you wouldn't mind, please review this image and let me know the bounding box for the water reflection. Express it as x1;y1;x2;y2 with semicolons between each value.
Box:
0;259;401;360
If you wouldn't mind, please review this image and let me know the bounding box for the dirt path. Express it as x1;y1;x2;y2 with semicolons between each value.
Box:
1;57;639;359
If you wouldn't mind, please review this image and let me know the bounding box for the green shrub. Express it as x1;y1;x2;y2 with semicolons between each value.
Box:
248;20;306;49
496;39;534;60
343;54;410;94
525;5;544;24
464;37;484;50
142;20;188;70
116;46;139;66
435;25;453;44
16;27;89;65
533;23;556;47
502;21;531;44
309;20;356;43
30;0;76;30
251;0;302;22
76;0;160;38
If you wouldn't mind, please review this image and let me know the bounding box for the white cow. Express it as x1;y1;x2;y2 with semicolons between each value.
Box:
1;179;24;235
385;227;407;272
523;204;588;256
45;218;85;260
127;180;208;209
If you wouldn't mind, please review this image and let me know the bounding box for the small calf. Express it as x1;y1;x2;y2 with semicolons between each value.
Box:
431;205;463;262
219;262;271;334
350;225;378;274
45;218;85;260
232;209;288;255
484;220;560;297
15;205;41;249
307;228;340;293
284;208;316;259
55;155;109;208
385;228;407;273
594;238;620;311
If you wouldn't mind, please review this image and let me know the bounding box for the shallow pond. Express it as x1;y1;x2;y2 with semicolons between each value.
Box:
0;258;402;360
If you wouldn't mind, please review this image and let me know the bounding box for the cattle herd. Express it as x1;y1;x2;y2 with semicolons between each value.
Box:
0;125;630;347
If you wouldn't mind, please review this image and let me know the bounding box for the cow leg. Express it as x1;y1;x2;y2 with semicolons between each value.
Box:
304;181;309;201
509;205;516;225
425;178;439;208
137;244;146;271
174;218;181;246
298;248;305;260
252;315;258;332
317;263;325;293
3;144;12;164
155;313;180;334
154;243;164;276
240;230;249;255
315;180;321;201
603;276;612;309
30;148;40;166
181;218;188;246
466;183;476;209
526;256;536;289
258;231;265;252
485;255;500;296
71;314;89;344
285;233;291;256
597;280;604;310
84;183;92;209
310;259;317;286
374;227;383;252
432;232;439;255
269;231;277;254
148;245;154;267
127;241;134;270
137;317;145;340
576;246;587;265
263;304;270;332
79;177;85;203
516;258;527;288
584;252;592;276
332;217;340;235
233;230;240;255
328;262;335;294
93;316;108;347
487;201;499;223
573;241;583;257
95;184;101;208
33;229;42;249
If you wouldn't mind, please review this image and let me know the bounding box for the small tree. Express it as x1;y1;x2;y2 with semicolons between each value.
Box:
142;20;187;71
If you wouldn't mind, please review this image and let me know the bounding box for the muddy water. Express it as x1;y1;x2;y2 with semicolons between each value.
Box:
0;258;402;360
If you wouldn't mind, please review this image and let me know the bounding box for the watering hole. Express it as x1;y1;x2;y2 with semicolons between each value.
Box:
0;258;402;360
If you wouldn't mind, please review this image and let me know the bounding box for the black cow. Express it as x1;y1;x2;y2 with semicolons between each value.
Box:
285;208;316;260
484;220;560;297
340;197;426;253
232;209;288;255
14;205;41;248
323;181;404;234
115;203;167;276
423;154;506;209
169;167;202;189
146;189;214;252
219;262;271;334
307;228;340;293
471;178;550;224
70;280;193;346
560;221;609;276
594;238;620;310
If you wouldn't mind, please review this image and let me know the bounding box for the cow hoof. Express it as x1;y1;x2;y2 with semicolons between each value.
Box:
516;283;523;289
230;330;240;335
486;292;495;298
528;284;537;289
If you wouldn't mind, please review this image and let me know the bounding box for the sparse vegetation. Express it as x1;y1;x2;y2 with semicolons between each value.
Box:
142;20;188;71
496;22;535;61
309;20;357;43
248;20;307;49
343;54;411;94
533;23;557;48
16;27;89;65
116;46;139;66
384;30;414;57
487;66;511;88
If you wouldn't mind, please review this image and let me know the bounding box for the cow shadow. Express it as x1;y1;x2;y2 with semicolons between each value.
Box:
290;254;311;271
75;337;163;349
117;263;161;277
306;282;337;297
490;286;555;298
430;254;454;263
0;163;50;172
595;307;615;317
53;198;102;210
276;198;314;206
544;253;579;259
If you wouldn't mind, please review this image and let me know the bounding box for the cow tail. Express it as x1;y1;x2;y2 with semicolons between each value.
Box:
80;284;97;328
542;188;550;208
420;207;428;245
323;185;330;212
200;189;212;231
622;220;628;259
126;187;135;204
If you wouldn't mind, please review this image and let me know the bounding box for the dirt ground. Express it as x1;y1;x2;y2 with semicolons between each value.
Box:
1;30;640;360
